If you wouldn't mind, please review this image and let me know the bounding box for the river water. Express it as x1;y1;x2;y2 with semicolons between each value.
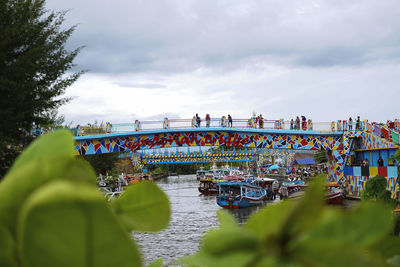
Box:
134;174;271;266
133;174;358;266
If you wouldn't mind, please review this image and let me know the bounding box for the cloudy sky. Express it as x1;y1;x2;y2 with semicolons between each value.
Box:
46;0;400;125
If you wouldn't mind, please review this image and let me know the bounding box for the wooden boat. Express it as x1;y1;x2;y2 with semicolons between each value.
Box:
198;177;223;195
280;181;344;205
279;180;307;199
325;183;344;205
196;168;207;180
256;177;279;200
217;181;266;209
196;167;229;180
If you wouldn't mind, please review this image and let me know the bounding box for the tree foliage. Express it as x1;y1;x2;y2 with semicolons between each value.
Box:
0;0;83;178
362;175;396;205
314;150;327;163
82;153;119;175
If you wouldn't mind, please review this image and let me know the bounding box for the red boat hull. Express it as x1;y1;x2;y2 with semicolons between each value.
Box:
326;192;344;205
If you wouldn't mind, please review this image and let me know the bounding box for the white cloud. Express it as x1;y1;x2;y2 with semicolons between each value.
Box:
46;0;400;124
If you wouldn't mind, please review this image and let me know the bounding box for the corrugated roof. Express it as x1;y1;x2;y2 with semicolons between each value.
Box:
295;158;316;165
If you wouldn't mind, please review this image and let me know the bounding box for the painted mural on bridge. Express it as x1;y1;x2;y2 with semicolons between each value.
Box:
75;131;343;155
141;152;257;165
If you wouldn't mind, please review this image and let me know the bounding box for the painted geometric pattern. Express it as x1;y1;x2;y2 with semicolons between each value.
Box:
335;131;395;182
347;175;368;198
342;131;363;155
361;132;396;150
75;131;343;155
142;152;257;164
327;159;336;182
346;174;398;199
332;150;345;182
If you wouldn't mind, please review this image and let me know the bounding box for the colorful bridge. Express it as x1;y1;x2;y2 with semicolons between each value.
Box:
119;148;297;167
72;118;399;197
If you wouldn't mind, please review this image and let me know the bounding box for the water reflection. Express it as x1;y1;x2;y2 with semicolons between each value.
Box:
230;206;259;224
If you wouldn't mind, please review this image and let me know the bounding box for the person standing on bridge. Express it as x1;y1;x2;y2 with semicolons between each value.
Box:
255;115;259;128
301;116;307;130
295;116;300;130
348;117;353;131
192;116;196;128
356;116;361;130
290;119;294;130
196;113;201;127
259;114;264;128
206;114;211;127
228;114;233;127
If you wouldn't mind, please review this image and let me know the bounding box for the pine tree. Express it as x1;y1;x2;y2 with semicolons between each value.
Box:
0;0;83;177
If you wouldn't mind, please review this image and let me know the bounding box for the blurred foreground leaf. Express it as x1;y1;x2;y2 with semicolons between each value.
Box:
8;130;74;174
18;180;142;267
112;181;170;232
147;258;163;267
0;131;96;235
0;130;171;266
0;224;17;267
0;156;96;234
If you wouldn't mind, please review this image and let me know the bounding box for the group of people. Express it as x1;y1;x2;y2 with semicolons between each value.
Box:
290;116;311;130
254;114;265;128
192;114;202;127
348;116;361;131
287;166;316;178
192;114;233;128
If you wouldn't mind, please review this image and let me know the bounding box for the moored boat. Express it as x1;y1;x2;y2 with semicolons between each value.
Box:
256;177;279;200
196;167;207;180
198;177;224;195
280;181;344;205
217;181;266;209
279;180;307;199
325;183;344;205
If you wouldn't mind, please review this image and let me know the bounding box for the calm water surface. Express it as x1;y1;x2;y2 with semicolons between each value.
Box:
134;174;358;265
134;174;265;265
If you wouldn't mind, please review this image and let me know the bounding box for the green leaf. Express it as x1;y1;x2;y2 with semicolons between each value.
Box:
112;181;170;232
182;250;256;267
252;257;292;267
217;210;238;229
0;224;17;267
147;258;163;267
202;227;258;256
8;130;74;175
18;180;142;267
283;175;325;237
289;202;394;266
387;255;400;266
371;235;400;260
0;156;96;234
299;202;392;247
246;200;293;238
292;241;386;267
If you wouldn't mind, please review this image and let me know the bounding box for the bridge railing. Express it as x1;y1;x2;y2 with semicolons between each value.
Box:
109;118;340;133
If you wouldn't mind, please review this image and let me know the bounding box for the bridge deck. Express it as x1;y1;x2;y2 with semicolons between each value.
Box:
74;127;344;141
